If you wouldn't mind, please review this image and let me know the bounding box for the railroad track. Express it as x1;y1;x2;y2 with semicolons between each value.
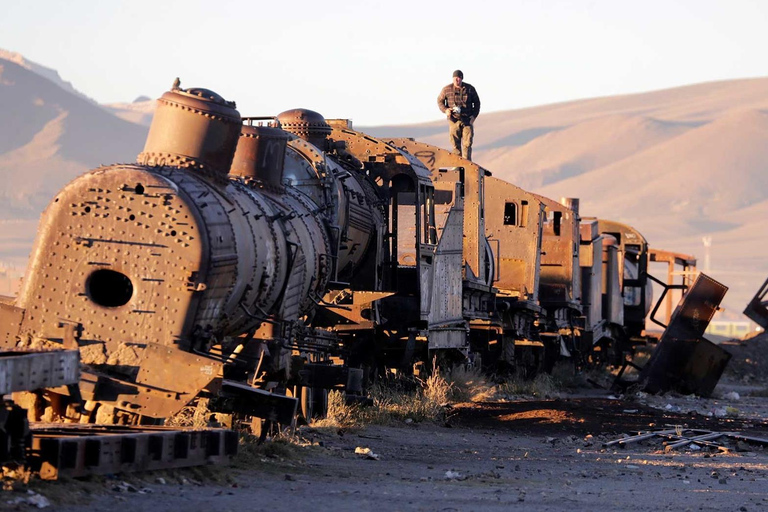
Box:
28;423;238;480
1;349;237;480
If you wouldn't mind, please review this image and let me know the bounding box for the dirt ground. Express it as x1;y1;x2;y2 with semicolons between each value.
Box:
3;387;765;512
6;335;768;511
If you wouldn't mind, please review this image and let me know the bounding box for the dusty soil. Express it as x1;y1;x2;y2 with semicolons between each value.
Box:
6;387;768;512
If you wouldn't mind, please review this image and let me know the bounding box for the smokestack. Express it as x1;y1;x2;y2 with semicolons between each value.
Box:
230;125;290;188
138;78;241;180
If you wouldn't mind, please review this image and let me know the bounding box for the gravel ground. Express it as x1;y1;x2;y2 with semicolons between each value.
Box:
8;387;767;512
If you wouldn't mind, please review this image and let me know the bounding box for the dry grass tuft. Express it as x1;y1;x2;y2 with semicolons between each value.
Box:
313;365;454;429
2;465;32;491
549;361;592;390
421;364;452;405
448;365;495;402
166;398;215;428
233;435;305;469
496;372;559;399
323;389;363;428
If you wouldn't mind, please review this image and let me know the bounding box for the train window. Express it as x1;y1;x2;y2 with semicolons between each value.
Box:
394;194;417;266
422;186;437;245
397;192;416;205
624;286;642;306
553;211;562;236
520;201;529;228
434;189;454;205
504;202;517;226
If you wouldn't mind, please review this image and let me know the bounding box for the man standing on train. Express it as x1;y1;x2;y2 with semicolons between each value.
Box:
437;70;481;161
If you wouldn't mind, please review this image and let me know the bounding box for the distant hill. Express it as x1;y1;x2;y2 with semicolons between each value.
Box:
1;49;766;318
104;96;156;126
0;56;148;219
364;78;768;319
0;49;99;105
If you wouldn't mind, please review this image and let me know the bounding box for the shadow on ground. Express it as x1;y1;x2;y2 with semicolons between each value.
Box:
452;398;768;436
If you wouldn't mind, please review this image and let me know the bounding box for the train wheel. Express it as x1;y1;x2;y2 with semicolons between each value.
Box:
312;387;328;419
300;386;313;422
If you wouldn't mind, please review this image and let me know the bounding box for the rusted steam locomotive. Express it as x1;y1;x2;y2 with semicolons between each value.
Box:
0;81;706;425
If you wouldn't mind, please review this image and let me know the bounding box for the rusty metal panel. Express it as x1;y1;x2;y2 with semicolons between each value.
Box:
428;182;465;329
210;380;298;425
299;363;349;389
428;328;468;350
640;273;729;396
679;338;732;396
482;177;543;300
14;167;208;353
29;424;237;480
603;244;624;326
135;342;221;386
579;220;598;242
534;194;579;306
121;343;222;418
79;370;187;419
0;303;24;346
0;350;79;395
743;276;768;329
660;273;726;340
580;233;603;333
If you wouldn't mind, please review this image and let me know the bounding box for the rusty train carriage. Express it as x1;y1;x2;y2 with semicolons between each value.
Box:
328;126;496;362
387;138;543;369
0;80;728;429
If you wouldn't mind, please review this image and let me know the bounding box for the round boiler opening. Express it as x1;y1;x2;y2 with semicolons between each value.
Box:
86;269;134;307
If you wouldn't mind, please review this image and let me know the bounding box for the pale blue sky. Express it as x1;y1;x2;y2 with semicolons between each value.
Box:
2;0;766;125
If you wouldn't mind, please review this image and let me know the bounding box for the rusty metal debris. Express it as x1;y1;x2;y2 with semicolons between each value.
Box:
648;248;698;327
614;273;730;397
1;349;80;465
640;273;730;396
604;427;768;453
0;349;79;394
0;348;237;478
28;424;237;480
743;275;768;330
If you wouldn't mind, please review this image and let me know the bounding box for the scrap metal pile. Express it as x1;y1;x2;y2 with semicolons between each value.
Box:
605;427;768;454
0;79;734;478
0;350;237;479
744;276;768;331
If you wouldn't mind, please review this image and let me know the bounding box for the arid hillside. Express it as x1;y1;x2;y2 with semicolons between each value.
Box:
0;58;147;219
104;96;156;126
367;78;768;318
1;50;765;317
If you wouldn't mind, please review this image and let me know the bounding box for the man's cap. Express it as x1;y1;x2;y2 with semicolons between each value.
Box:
452;70;463;79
